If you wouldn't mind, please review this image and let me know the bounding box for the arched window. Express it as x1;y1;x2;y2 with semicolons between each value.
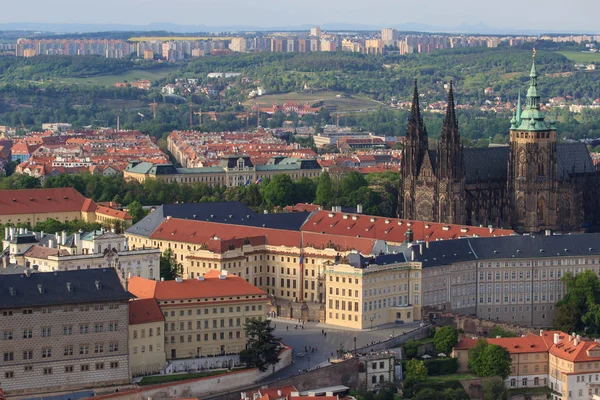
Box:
379;375;385;383
522;378;528;387
510;379;516;387
537;198;545;222
534;377;539;386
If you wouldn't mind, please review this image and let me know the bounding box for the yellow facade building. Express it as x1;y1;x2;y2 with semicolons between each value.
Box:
128;298;167;376
128;270;268;360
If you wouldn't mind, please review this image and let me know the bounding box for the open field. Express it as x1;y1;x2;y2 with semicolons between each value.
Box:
58;66;177;86
557;51;600;63
243;91;386;112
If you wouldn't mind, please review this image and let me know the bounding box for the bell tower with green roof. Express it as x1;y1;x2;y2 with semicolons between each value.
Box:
508;49;559;233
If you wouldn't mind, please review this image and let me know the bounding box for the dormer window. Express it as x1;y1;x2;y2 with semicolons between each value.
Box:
237;158;245;169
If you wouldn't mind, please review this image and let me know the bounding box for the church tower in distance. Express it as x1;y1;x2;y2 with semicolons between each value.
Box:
508;50;559;232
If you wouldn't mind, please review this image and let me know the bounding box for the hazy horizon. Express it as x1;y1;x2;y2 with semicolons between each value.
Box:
2;0;599;34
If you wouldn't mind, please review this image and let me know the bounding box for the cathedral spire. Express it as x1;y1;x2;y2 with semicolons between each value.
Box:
443;81;458;141
515;48;547;131
409;79;422;129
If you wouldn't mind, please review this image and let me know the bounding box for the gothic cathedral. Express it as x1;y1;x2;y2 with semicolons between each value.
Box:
398;55;600;233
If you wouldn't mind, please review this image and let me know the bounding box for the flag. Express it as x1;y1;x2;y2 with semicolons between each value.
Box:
255;177;262;185
244;179;250;186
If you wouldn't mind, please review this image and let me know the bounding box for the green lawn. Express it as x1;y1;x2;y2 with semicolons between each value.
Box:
58;66;177;86
509;386;552;395
138;369;230;386
243;91;386;112
425;373;476;383
556;51;600;63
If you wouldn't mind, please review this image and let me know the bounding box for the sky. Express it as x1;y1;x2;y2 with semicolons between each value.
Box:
2;0;598;33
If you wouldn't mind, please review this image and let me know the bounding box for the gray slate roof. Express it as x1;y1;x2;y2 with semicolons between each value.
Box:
0;269;132;309
407;232;600;268
462;143;594;183
557;143;595;178
125;202;312;238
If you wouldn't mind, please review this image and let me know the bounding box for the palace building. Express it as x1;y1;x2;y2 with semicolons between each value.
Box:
398;55;600;233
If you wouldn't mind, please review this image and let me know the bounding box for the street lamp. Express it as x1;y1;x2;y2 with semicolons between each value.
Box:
370;316;375;331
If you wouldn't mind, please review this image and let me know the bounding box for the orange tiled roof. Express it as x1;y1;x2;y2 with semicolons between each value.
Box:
0;187;93;216
129;298;165;325
96;206;132;220
24;245;70;259
454;334;551;354
301;210;514;243
128;271;266;301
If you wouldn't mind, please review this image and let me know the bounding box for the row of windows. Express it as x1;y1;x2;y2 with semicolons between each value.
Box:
328;312;359;322
168;330;243;343
2;322;119;340
132;327;161;339
4;342;120;361
3;362;120;379
163;305;261;318
133;344;161;353
165;318;244;332
1;303;120;317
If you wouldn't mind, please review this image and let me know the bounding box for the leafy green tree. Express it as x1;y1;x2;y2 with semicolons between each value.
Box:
415;388;438;400
469;341;512;380
127;200;147;224
488;326;517;338
433;326;459;355
554;270;600;334
239;319;282;372
260;174;295;207
403;339;419;359
441;388;470;400
340;171;368;196
405;358;428;384
315;171;334;207
159;248;182;281
468;338;489;373
481;378;508;400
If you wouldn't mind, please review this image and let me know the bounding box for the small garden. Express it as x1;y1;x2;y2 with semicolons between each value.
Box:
398;325;513;400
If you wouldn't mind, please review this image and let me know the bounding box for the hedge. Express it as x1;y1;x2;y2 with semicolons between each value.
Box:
400;357;458;376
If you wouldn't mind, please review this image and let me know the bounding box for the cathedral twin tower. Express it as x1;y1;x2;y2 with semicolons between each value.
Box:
398;55;598;233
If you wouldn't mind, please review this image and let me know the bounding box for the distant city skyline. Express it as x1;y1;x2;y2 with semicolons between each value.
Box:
2;0;599;34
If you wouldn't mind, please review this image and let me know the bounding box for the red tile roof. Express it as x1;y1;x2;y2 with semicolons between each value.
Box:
129;298;165;325
283;203;321;213
301;210;514;243
548;331;600;362
455;334;551;354
0;187;92;216
24;245;70;259
96;206;132;220
128;271;266;301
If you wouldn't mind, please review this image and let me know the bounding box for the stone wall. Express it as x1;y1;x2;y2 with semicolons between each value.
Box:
88;347;292;400
442;313;532;337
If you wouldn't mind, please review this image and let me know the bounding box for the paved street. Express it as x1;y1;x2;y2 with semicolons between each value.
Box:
264;319;419;382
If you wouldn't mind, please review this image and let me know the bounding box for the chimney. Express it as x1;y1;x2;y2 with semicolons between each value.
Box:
4;227;9;241
277;391;282;397
55;232;61;245
61;231;67;245
411;248;415;261
19;227;24;235
219;270;228;280
197;275;205;281
74;231;81;250
24;269;32;278
545;229;551;236
577;334;581;341
175;277;183;283
419;243;423;255
574;339;579;346
405;228;414;243
160;277;165;281
40;231;44;239
356;204;363;214
540;329;544;337
48;239;55;249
